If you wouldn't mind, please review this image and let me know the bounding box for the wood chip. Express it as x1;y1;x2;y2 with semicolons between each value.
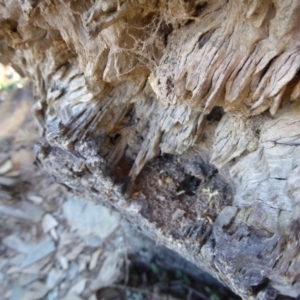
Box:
5;169;20;177
21;238;55;268
0;204;32;221
65;243;84;261
21;281;49;300
61;293;83;300
7;266;20;274
156;195;165;201
58;256;69;270
46;268;65;289
67;261;78;281
83;235;103;248
0;176;17;186
21;255;53;275
2;235;30;253
58;231;77;248
10;254;26;266
0;159;13;174
42;261;53;273
50;228;58;241
78;260;87;273
42;214;58;233
90;250;123;291
21;201;45;223
9;283;24;300
26;194;43;205
69;278;86;295
172;208;185;221
19;274;41;287
62;198;119;239
89;249;102;271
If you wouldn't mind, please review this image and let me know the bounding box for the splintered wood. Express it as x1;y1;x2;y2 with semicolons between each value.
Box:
1;0;300;298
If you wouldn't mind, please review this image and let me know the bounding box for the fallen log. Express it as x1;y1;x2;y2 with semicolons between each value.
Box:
1;1;300;298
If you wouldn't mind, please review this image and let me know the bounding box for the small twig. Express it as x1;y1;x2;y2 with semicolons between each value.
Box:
183;284;210;300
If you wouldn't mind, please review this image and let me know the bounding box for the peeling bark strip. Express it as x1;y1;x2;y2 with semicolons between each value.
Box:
1;0;300;298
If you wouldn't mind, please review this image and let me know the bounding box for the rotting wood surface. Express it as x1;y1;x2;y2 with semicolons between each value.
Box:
1;1;300;299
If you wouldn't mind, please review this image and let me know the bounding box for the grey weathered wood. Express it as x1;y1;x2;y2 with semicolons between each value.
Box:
1;0;300;298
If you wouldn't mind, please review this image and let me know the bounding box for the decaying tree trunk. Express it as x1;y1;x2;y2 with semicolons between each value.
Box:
1;0;300;298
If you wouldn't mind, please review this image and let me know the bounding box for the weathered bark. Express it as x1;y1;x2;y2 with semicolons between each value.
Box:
1;0;300;298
